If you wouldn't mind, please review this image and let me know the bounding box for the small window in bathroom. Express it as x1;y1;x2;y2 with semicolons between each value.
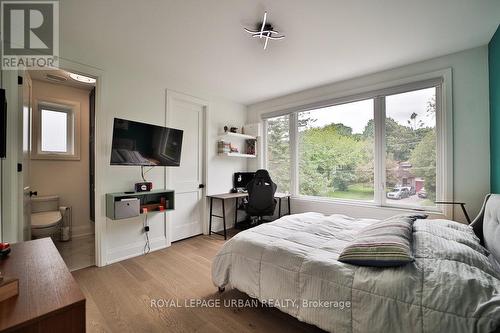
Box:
32;99;81;160
41;109;68;153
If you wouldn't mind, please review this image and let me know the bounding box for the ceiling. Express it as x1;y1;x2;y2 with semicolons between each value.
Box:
29;69;96;91
61;0;500;105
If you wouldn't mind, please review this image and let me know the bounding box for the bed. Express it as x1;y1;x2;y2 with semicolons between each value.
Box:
212;196;500;333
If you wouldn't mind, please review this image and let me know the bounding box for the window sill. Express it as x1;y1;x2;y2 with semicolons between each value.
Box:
31;153;80;161
291;195;445;216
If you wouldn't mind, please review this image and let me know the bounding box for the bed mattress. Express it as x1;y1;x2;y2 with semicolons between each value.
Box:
212;212;500;333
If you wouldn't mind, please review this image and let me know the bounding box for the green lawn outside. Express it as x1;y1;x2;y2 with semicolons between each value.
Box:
327;183;374;200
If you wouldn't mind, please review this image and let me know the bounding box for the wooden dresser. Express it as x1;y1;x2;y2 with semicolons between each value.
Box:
0;238;85;332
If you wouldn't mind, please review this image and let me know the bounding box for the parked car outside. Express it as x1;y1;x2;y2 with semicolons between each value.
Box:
386;187;410;200
417;189;428;199
403;186;416;196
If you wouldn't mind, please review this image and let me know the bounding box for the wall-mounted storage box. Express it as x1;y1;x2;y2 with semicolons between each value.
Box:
106;189;175;220
114;198;140;219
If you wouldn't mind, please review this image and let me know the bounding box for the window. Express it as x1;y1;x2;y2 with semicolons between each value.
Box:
32;99;80;160
266;115;291;193
41;109;68;153
264;77;449;212
385;88;436;208
297;100;374;201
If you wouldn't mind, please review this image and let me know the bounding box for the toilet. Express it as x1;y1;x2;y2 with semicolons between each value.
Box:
31;196;63;239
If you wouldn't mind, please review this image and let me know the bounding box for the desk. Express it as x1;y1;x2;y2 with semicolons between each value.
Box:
0;238;86;333
207;192;291;240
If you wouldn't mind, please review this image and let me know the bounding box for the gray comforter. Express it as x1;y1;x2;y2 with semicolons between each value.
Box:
212;212;500;332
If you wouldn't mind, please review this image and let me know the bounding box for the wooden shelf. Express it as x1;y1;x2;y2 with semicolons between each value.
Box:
218;132;257;140
218;152;256;158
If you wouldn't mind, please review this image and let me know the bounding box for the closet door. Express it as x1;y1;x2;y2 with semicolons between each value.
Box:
166;91;206;242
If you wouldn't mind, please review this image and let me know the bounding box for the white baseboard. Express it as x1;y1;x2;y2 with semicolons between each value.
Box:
106;237;169;264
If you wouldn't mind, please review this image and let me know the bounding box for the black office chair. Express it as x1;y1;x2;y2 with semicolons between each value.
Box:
245;169;277;224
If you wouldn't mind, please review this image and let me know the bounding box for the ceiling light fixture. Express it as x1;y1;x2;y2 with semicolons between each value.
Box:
46;73;68;83
69;73;96;84
244;11;285;50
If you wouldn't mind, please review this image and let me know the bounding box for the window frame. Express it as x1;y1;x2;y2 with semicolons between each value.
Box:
262;69;453;217
32;98;81;160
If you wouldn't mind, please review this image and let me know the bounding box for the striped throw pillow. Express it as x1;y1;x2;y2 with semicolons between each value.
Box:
338;216;419;267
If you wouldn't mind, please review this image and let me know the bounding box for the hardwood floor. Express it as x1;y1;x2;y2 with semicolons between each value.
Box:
73;232;325;333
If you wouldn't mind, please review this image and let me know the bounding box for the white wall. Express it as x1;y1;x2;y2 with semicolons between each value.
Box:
207;100;248;232
247;46;490;222
101;82;247;264
30;80;93;238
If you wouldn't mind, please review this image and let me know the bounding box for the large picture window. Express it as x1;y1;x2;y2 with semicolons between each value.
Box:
298;99;374;201
264;78;448;212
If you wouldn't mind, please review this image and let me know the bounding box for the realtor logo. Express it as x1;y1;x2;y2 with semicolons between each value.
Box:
1;1;59;69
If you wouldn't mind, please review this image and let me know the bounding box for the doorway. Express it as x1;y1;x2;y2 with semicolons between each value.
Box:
166;91;207;242
24;69;97;271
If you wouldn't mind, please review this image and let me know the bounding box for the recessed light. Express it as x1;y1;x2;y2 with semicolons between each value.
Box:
69;73;96;84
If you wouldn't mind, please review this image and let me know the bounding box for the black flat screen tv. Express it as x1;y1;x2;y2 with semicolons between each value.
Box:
0;89;6;159
110;118;183;166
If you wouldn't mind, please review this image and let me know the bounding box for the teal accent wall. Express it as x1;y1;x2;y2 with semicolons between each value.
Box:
490;25;500;192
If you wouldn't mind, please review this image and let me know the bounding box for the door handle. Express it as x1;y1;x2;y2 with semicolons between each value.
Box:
29;191;38;197
198;184;205;189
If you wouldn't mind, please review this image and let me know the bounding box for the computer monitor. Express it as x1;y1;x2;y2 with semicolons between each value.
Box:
233;172;255;190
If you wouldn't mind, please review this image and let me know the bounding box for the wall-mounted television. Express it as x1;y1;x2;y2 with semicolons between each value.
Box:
0;89;6;159
110;118;183;166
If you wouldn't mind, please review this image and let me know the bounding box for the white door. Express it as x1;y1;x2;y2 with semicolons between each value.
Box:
20;73;32;241
166;91;206;242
